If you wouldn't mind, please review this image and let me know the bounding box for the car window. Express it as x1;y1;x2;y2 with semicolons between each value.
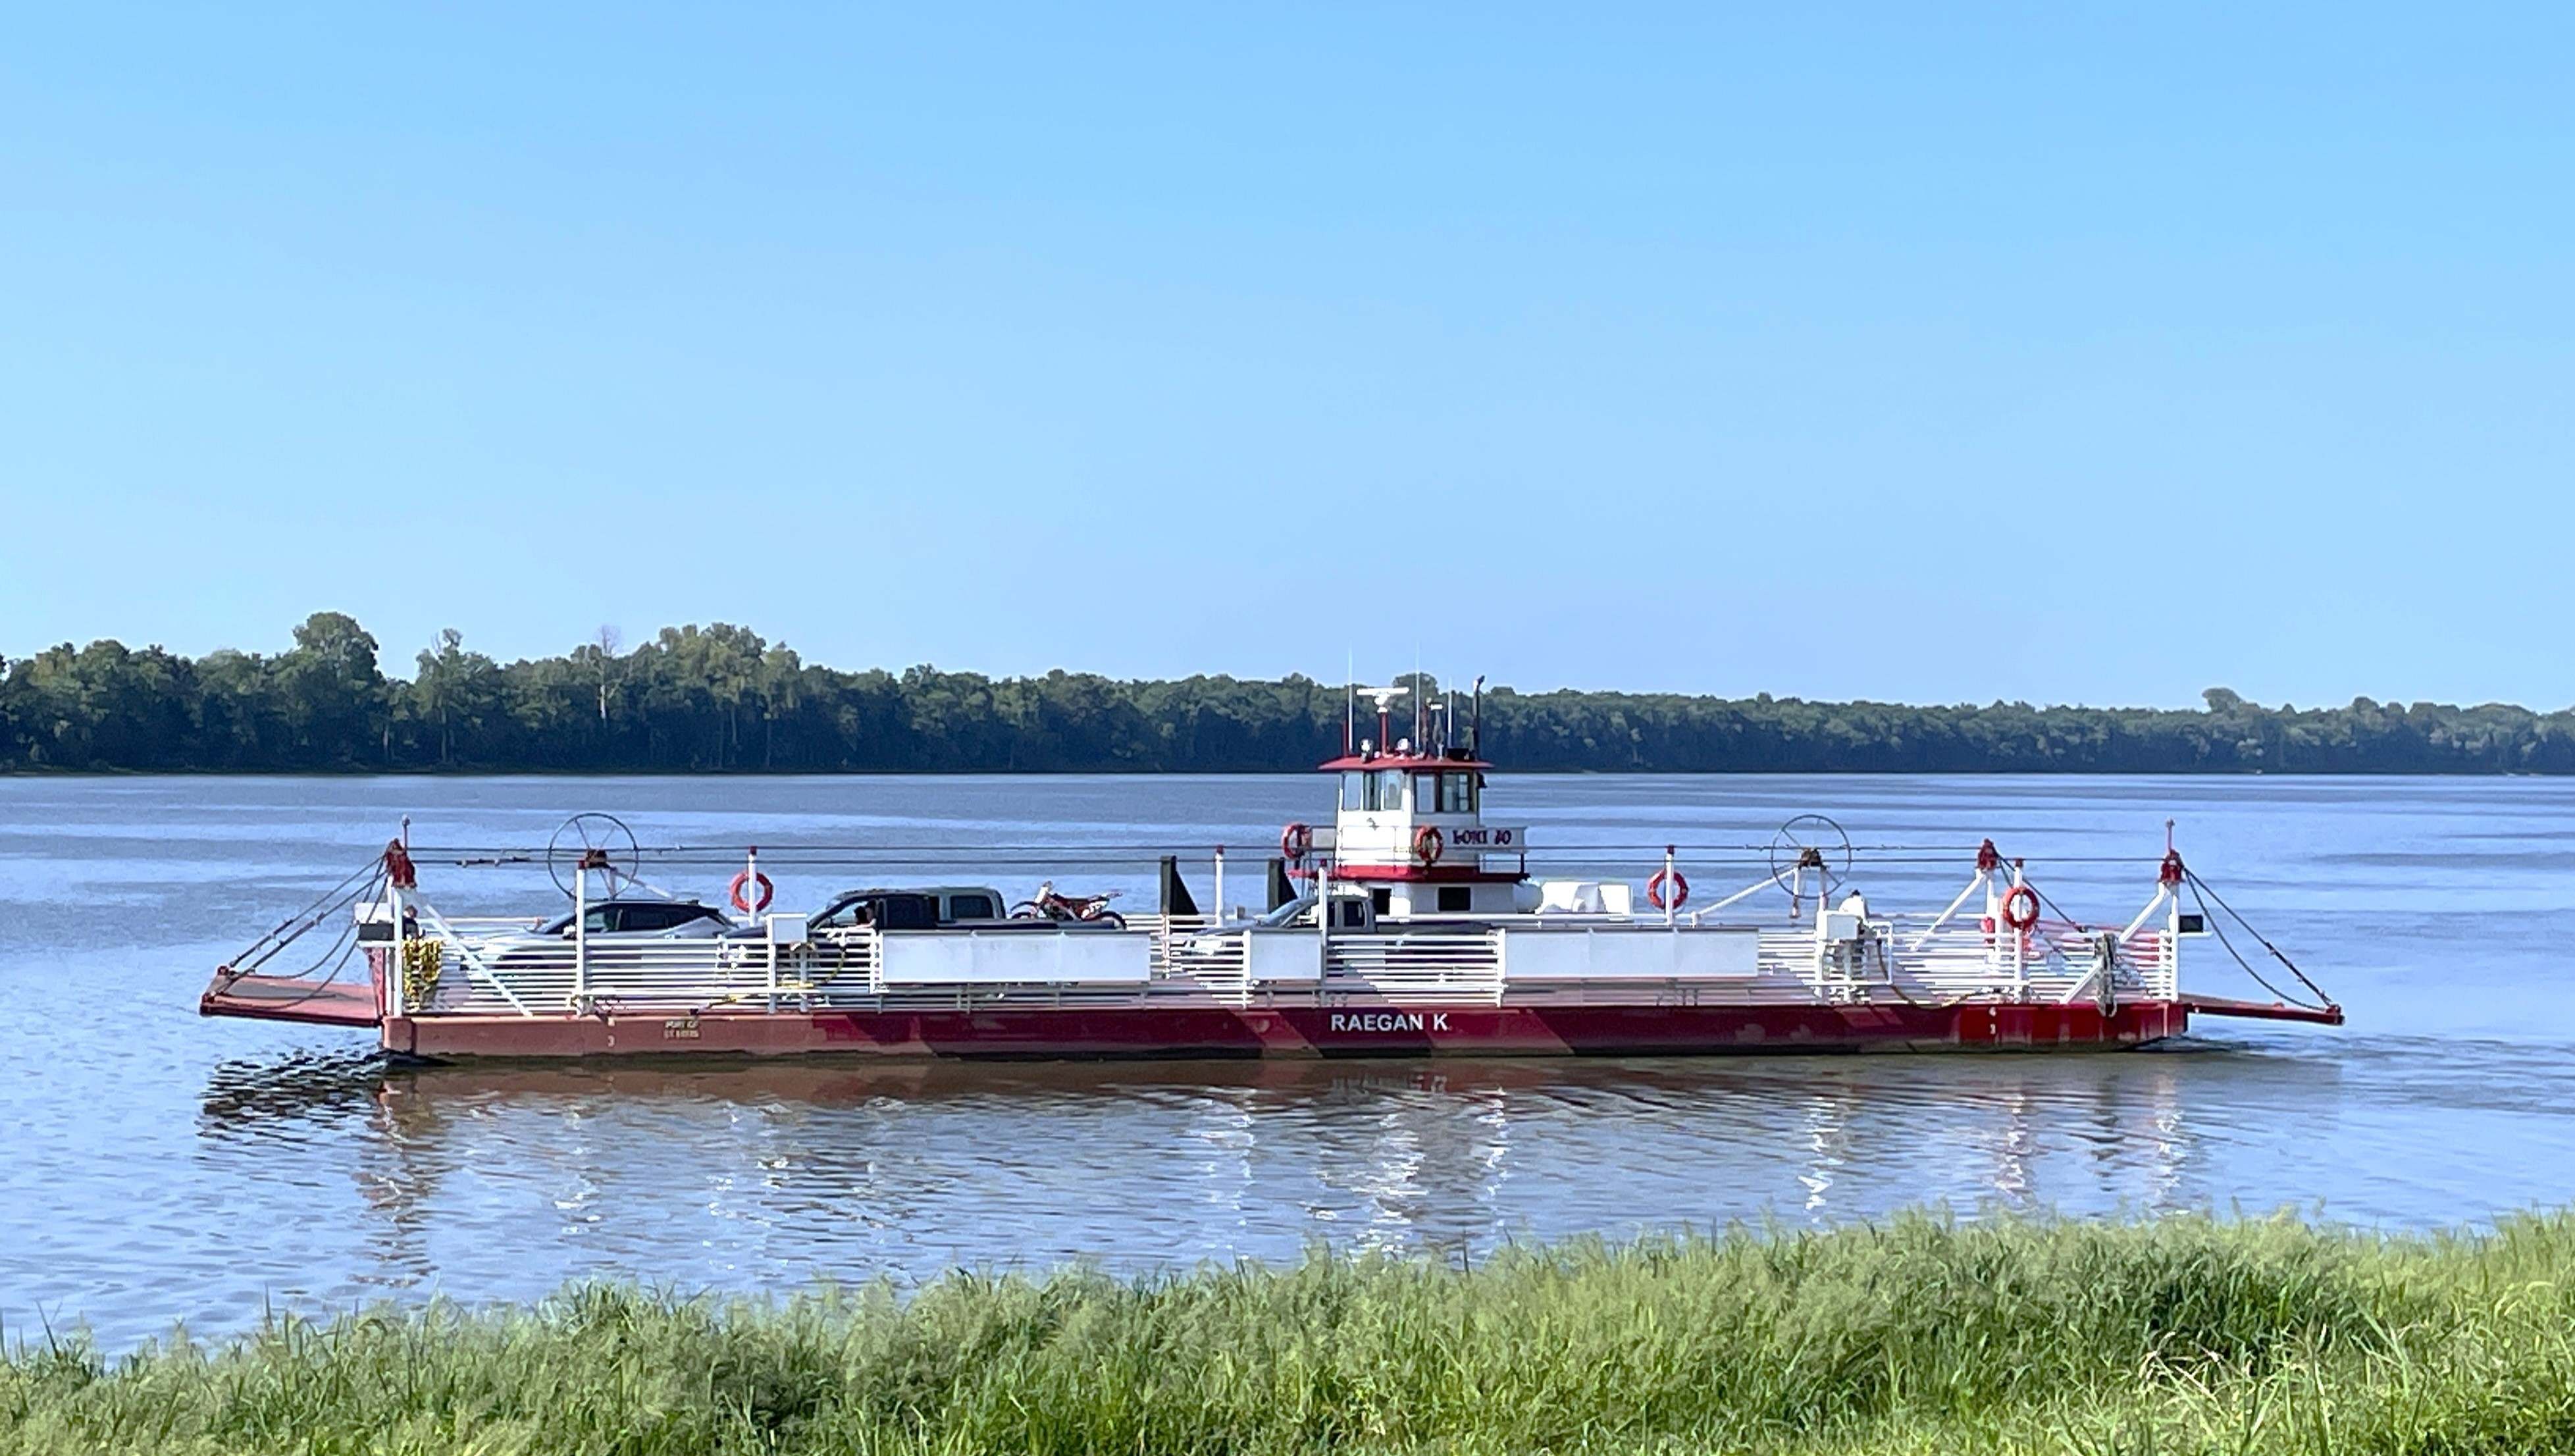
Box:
640;904;712;931
582;906;613;934
947;893;996;920
1255;897;1314;927
862;895;935;929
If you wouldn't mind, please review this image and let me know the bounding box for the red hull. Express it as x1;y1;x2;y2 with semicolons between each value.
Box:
199;972;384;1029
380;1001;2189;1061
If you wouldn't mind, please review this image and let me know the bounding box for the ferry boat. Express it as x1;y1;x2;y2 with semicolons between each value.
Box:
199;689;2341;1060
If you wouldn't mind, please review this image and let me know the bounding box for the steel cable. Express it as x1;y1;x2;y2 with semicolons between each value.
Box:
228;868;382;977
228;858;384;971
2183;870;2334;1012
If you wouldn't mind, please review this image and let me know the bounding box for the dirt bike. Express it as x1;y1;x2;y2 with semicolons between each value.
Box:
1010;881;1128;930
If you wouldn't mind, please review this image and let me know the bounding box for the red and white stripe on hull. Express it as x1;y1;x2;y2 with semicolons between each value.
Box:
380;1000;2190;1061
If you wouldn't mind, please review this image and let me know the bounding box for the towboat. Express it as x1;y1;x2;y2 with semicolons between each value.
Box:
200;690;2341;1060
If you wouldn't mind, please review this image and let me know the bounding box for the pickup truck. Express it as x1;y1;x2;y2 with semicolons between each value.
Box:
808;885;1009;932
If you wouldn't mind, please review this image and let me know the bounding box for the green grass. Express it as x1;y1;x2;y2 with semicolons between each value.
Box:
11;1210;2575;1454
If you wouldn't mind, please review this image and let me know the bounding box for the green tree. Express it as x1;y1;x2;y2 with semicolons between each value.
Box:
271;611;388;767
410;629;501;766
14;611;2575;775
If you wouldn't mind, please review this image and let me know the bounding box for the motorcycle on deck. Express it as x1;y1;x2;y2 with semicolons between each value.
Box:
1011;881;1128;930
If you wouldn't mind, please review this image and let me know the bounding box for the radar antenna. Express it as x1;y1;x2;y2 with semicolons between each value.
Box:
1355;684;1411;754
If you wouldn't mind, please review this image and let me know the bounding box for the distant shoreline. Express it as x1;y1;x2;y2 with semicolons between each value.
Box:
10;612;2572;775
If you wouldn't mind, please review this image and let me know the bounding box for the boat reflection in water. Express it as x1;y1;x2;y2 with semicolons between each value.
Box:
195;1043;2339;1303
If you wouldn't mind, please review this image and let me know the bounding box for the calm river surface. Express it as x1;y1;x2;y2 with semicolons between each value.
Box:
0;773;2564;1349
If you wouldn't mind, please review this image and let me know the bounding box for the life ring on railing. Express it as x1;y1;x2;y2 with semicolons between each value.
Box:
1647;869;1689;910
729;870;775;914
1415;825;1444;864
2000;885;2041;932
1280;822;1313;864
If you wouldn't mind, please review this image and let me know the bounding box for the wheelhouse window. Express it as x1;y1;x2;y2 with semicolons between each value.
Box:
1348;770;1405;812
1432;771;1477;814
1374;769;1408;812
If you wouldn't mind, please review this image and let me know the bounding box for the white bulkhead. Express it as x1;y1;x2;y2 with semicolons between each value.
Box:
1316;743;1528;920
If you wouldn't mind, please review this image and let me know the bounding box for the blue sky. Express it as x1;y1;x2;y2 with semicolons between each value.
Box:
1;5;2568;708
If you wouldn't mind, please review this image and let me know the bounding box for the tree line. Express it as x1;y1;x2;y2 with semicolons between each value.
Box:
3;611;2570;774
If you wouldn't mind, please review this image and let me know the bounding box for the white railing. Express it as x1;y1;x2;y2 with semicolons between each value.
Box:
403;906;2185;1019
417;933;844;1016
1146;916;1252;1002
1324;929;1505;1004
1869;914;2176;1006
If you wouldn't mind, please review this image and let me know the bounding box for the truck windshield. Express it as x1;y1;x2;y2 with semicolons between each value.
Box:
1254;896;1314;928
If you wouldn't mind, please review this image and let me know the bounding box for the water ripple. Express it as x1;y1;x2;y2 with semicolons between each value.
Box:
3;773;2573;1350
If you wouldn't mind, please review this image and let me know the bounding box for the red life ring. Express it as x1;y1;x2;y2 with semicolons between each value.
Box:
1414;825;1444;864
2000;885;2041;931
1647;869;1689;910
1280;823;1313;864
729;870;775;914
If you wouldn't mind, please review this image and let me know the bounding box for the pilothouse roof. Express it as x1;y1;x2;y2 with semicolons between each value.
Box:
1316;751;1492;773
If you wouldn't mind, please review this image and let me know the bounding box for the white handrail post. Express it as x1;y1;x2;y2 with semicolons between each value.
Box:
1212;845;1226;925
1663;844;1677;927
2164;864;2183;1004
383;877;405;1020
1317;849;1332;952
2010;860;2027;998
573;860;588;1008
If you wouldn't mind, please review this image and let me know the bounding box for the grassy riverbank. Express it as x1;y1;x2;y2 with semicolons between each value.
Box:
7;1212;2575;1455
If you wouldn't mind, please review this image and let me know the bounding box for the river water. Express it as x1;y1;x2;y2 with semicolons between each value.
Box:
0;773;2564;1349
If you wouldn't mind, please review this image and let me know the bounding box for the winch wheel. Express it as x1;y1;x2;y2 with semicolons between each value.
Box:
1767;814;1854;899
547;813;640;901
